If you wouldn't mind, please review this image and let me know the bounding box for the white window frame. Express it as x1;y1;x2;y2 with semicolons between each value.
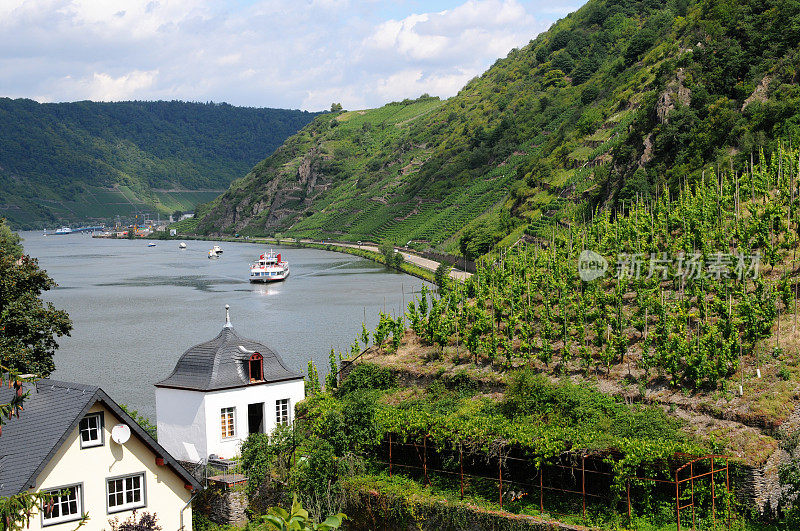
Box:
41;483;83;526
79;412;104;448
106;473;146;514
221;406;236;439
276;398;290;425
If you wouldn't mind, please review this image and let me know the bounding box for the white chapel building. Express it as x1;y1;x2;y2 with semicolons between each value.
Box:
155;306;305;462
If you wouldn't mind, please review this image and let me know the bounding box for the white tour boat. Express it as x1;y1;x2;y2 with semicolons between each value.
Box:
54;226;73;235
249;250;289;282
179;242;187;249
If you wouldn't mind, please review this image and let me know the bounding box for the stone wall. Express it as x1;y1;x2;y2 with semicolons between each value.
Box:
194;480;249;527
736;450;791;516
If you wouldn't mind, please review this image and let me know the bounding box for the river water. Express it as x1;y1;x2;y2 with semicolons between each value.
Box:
20;232;427;421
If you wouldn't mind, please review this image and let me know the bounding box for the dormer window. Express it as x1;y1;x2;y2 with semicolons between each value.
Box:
249;353;263;382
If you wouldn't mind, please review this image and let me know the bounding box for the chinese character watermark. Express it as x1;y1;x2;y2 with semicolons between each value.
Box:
578;250;608;281
577;251;760;281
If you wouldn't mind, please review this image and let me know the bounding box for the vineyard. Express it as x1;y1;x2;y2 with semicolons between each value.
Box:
404;146;800;393
284;147;800;528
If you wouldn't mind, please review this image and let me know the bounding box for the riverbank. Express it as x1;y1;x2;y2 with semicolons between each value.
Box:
172;233;471;284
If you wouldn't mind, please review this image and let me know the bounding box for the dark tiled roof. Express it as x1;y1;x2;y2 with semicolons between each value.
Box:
0;379;201;496
155;325;302;391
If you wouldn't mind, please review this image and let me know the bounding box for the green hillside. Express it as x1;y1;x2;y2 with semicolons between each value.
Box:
0;99;322;228
195;0;800;255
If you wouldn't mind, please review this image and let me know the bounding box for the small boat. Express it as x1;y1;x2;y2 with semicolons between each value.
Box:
249;250;289;282
208;248;221;259
54;226;72;235
147;242;156;247
212;245;223;254
179;242;187;249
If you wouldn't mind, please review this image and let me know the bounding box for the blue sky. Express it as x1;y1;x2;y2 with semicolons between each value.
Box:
0;1;583;111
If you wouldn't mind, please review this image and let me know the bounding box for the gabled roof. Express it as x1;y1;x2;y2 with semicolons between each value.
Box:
0;379;202;497
155;324;302;392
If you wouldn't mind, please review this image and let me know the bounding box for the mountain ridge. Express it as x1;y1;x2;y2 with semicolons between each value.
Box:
193;0;800;257
0;98;323;228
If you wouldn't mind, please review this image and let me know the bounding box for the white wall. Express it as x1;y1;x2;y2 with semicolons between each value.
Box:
155;387;206;463
30;402;193;531
202;379;305;460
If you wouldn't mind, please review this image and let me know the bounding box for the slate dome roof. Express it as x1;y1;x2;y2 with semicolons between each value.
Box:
156;308;302;391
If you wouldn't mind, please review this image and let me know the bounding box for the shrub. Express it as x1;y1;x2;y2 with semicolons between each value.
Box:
108;510;161;530
336;363;396;395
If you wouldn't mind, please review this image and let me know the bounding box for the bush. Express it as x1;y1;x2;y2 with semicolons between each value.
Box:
337;363;396;395
240;424;294;496
108;510;161;530
581;85;600;105
459;224;501;261
434;262;452;290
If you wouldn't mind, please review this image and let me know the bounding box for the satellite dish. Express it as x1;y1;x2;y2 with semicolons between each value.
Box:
111;424;131;444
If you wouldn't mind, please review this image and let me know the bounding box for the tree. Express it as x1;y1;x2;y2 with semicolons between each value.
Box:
459;224;500;261
434;262;452;291
330;103;343;112
0;219;72;376
120;404;157;440
0;220;80;529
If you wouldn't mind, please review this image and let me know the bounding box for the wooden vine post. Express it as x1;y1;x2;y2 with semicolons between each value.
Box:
539;461;544;514
423;434;428;486
581;455;586;519
498;447;503;509
459;444;464;500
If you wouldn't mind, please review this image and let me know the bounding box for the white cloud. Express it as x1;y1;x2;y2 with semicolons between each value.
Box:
85;70;159;101
0;0;563;110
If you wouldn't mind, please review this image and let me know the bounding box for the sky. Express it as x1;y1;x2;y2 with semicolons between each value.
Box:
0;0;582;111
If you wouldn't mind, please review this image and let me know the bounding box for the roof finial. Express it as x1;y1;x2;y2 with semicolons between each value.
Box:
224;304;232;328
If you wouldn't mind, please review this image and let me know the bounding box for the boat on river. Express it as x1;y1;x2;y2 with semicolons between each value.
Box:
179;242;187;249
147;242;156;247
249;250;289;282
54;226;73;235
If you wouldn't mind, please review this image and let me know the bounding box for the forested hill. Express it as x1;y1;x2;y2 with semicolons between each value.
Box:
0;99;322;229
193;0;800;255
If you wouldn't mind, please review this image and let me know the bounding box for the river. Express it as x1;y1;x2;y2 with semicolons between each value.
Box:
20;232;427;421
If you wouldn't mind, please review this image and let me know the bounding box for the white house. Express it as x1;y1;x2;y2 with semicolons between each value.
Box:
0;379;201;531
155;307;305;462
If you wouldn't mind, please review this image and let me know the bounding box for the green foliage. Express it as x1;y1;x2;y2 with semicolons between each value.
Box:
459;224;501;261
108;510;161;530
1;487;88;531
378;242;404;269
0;227;80;529
434;262;452;290
254;495;345;531
0;99;322;228
324;349;338;391
0;219;72;376
336;363;396;396
410;146;800;390
194;0;800;258
241;425;294;497
305;361;321;396
119;404;157;440
780;459;800;525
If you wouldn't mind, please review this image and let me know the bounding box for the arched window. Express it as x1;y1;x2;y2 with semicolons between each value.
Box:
249;352;263;382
